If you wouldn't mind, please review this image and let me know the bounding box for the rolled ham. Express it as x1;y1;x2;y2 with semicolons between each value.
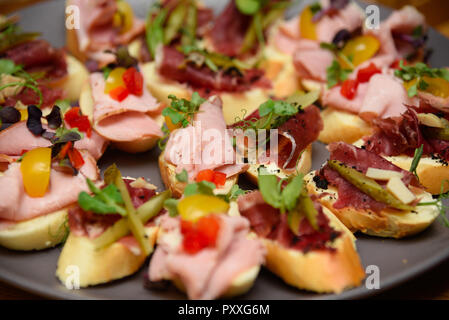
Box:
89;72;163;143
149;214;265;300
164;96;248;180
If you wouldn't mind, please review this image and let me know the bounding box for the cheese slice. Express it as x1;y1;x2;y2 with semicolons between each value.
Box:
366;168;403;180
386;176;416;204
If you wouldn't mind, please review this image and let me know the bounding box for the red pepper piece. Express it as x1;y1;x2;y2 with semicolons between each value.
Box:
357;63;381;83
340;79;359;100
122;67;144;96
109;86;129;102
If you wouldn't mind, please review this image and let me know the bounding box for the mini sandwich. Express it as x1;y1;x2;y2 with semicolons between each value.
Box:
0;15;88;105
79;49;163;153
131;0;298;125
355;103;449;195
147;181;265;299
306;142;440;238
229;91;323;183
159;94;248;198
237;171;365;294
0;105;108;161
66;0;145;67
56;164;170;287
0;113;100;250
272;1;429;144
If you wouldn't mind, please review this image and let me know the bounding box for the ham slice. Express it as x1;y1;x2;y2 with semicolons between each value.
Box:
89;72;163;142
0;151;99;222
68;0;144;64
322;72;418;121
164;96;248;180
0;121;107;160
148;214;265;300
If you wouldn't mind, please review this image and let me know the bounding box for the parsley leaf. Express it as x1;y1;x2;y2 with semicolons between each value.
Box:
78;179;127;216
184;180;216;196
326;60;352;88
175;169;188;183
162;92;205;128
164;198;179;217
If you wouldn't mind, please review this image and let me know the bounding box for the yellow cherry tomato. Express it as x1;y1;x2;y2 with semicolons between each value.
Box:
299;5;317;40
113;0;134;34
164;116;181;132
341;35;380;67
104;67;126;94
20;147;52;198
405;77;449;98
178;194;230;222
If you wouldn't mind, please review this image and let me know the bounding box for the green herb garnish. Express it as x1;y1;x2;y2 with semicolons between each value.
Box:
175;169;188;183
410;144;424;180
78;179;127;216
394;61;449;97
161;92;205;128
326;59;352;88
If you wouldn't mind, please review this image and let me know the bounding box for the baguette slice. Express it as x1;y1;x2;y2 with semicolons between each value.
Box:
353;139;449;195
0;209;68;251
59;55;89;103
158;152;238;198
262;206;364;294
245;145;312;184
56;226;158;288
79;80;164;153
305;172;439;238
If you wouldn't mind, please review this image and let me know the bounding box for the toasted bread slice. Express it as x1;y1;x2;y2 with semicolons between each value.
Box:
158;152;238;198
79;80;164;153
245;145;312;184
262;206;364;293
305;172;439;238
319;107;373;144
0;209;68;251
56;226;158;288
353;139;449;195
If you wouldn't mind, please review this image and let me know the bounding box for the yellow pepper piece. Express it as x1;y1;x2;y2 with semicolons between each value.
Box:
299;5;317;41
341;35;380;67
404;77;449;98
115;0;134;34
20;147;52;198
104;67;126;94
164;116;181;132
178;194;229;222
19;109;28;121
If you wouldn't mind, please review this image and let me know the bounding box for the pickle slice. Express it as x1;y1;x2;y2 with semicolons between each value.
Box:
423;127;449;141
91;190;171;251
327;160;414;211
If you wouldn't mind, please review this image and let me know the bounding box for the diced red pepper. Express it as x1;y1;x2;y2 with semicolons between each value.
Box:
109;86;129;102
122;67;144;96
212;171;226;187
356;63;381;83
196;169;215;183
181;216;220;254
340;79;359;100
67;148;85;170
64;107;92;137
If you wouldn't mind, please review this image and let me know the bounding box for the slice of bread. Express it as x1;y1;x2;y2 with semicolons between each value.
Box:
0;209;68;251
158;152;239;198
353;139;449;195
260;206;364;294
56;226;158;288
305;172;439;238
79;80;164;153
245;145;312;184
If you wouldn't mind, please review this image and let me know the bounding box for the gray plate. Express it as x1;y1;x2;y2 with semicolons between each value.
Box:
1;0;449;300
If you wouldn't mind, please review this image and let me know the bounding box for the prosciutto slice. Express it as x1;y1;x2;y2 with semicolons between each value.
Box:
158;46;270;94
237;191;341;252
0;151;99;222
318;142;419;212
89;72;163;142
148;214;265;300
164;96;248;180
